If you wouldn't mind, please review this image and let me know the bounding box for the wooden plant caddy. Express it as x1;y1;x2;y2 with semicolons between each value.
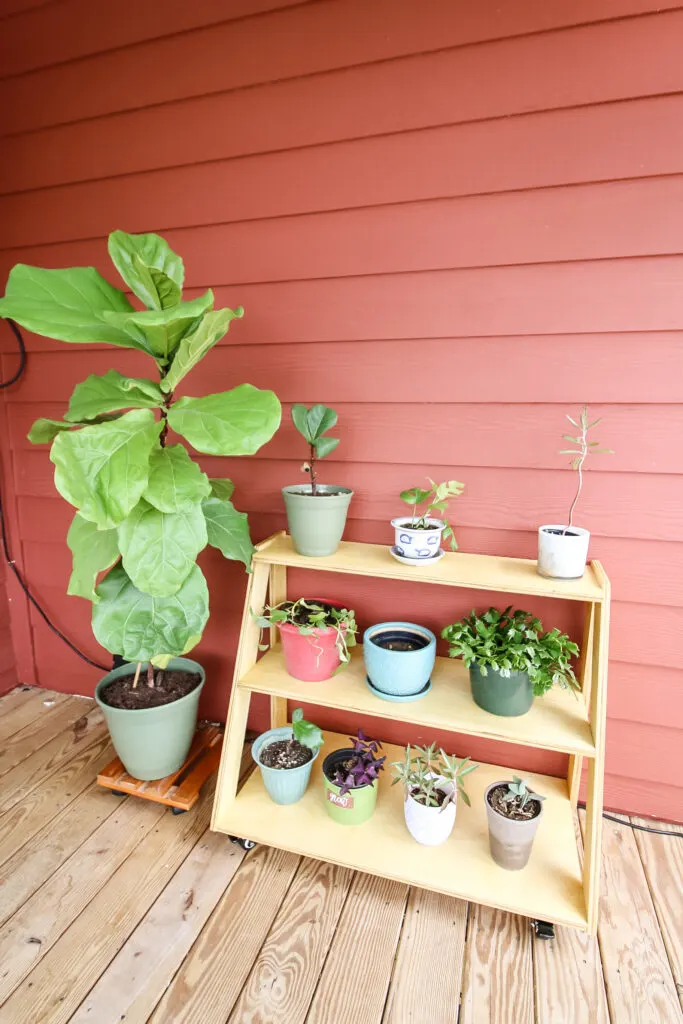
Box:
211;531;610;935
98;723;223;814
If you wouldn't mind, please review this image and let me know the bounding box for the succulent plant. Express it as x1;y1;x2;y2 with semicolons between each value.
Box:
391;743;478;808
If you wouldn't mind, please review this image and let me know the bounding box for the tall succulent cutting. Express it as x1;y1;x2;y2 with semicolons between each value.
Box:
0;231;281;668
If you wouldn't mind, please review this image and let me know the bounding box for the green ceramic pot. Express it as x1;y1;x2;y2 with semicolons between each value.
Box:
282;484;353;556
469;662;533;718
95;658;205;781
252;725;319;805
322;748;378;824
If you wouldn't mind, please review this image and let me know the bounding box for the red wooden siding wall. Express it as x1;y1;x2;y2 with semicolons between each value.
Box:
0;0;682;821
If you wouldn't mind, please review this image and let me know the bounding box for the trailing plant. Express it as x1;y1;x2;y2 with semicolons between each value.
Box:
500;775;545;813
441;606;580;697
399;478;464;550
290;707;324;751
0;230;282;676
253;598;357;666
391;743;478;809
330;730;386;794
291;403;340;495
558;405;612;532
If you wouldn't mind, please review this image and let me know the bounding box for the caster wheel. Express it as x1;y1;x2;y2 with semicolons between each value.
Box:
229;835;257;851
171;807;187;815
111;790;127;797
532;920;555;940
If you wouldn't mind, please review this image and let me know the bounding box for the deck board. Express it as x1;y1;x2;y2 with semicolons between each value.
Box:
0;686;681;1023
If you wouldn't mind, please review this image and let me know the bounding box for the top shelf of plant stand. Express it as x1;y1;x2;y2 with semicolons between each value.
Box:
253;533;607;603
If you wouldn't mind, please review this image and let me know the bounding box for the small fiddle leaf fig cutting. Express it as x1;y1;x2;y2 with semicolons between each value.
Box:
291;707;324;751
291;403;340;495
558;405;613;531
0;229;282;677
400;477;464;550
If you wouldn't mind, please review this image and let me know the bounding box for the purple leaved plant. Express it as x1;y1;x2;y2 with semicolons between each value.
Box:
332;729;386;795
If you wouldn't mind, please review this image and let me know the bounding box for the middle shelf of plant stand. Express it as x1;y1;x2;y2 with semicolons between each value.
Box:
238;645;596;757
213;728;588;930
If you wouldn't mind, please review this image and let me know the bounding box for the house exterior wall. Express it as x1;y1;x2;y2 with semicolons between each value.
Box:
0;0;681;820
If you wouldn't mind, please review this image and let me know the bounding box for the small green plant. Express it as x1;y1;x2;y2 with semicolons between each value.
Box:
253;598;357;666
559;405;612;532
290;707;323;751
391;743;478;808
399;478;464;550
291;403;340;495
501;776;545;813
441;606;580;697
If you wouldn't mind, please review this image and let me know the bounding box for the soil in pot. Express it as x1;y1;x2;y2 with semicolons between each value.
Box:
410;786;448;807
286;487;349;497
259;739;313;770
371;632;429;653
99;669;202;711
543;527;582;538
487;784;542;821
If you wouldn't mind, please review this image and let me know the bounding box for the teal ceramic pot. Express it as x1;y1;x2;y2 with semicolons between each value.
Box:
252;725;319;805
282;484;353;556
363;622;436;698
95;657;205;781
469;663;533;717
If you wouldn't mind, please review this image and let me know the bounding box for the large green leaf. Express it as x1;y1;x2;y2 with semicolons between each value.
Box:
65;370;165;422
108;231;184;311
92;562;209;662
27;419;75;444
143;444;211;513
118;499;207;596
202;496;255;571
50;409;162;529
0;264;151;353
66;513;119;602
160;306;243;394
168;384;281;456
102;291;214;364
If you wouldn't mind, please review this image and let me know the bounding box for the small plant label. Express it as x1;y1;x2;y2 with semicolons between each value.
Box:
327;789;354;809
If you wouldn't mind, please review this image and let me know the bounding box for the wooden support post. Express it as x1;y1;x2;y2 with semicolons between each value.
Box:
568;601;596;806
268;563;288;729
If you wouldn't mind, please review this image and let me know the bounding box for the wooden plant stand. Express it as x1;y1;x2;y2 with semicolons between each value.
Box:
98;724;223;814
211;531;609;935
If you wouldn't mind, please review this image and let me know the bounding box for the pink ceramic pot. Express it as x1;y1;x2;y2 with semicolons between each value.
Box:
278;599;346;682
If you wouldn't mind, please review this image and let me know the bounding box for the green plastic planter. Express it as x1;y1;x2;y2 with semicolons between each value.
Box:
282;484;353;556
322;748;378;824
94;657;205;781
469;663;533;717
252;725;319;805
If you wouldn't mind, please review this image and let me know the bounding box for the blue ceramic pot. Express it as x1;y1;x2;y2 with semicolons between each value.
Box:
252;725;319;805
363;622;436;698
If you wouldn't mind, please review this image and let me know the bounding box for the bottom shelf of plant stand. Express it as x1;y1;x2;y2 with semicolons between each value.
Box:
213;728;588;931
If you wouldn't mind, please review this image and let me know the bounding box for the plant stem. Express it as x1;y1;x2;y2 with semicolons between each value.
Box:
147;663;155;689
309;441;317;496
565;459;583;532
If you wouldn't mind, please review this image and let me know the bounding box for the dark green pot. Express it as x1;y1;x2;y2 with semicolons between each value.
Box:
469;663;533;717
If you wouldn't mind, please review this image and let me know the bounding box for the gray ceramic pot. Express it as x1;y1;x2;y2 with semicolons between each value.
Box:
282;484;353;556
485;780;544;870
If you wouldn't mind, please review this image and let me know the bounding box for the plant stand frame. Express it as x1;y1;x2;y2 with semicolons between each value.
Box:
211;531;609;934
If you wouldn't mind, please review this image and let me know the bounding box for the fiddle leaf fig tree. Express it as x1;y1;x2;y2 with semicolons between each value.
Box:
0;230;282;670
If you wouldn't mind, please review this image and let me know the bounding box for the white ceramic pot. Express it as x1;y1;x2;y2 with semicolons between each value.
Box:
403;783;457;846
391;517;445;561
537;525;590;580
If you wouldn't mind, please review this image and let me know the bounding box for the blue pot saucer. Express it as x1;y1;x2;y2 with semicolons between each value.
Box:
389;546;445;567
365;675;432;702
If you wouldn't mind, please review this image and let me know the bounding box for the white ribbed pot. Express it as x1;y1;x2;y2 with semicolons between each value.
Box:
537;525;590;580
403;783;456;846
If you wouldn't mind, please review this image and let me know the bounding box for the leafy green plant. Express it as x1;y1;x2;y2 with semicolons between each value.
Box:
0;230;282;674
558;405;612;531
253;598;357;666
441;606;580;697
399;478;464;550
291;707;323;751
291;403;339;495
391;743;477;808
501;775;545;813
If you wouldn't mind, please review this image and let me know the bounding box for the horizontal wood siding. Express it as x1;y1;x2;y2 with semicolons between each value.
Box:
0;0;681;820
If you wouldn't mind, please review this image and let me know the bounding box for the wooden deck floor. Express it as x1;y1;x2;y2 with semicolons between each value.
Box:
0;686;681;1024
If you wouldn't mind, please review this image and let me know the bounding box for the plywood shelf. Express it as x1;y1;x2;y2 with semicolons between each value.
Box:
253;533;606;603
213;729;588;931
238;646;596;757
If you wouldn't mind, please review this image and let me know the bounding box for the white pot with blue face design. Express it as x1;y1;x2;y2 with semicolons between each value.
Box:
390;516;445;563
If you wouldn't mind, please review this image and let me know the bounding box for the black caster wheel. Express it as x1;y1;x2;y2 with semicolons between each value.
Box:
111;790;127;797
229;835;257;851
532;920;555;940
171;807;187;815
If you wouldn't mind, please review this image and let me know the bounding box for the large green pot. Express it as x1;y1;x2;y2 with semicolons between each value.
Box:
252;725;319;805
95;658;205;781
322;748;378;824
282;484;353;556
469;662;533;717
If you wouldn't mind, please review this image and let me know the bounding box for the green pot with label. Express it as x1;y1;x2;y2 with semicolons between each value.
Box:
469;662;533;717
322;748;378;824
